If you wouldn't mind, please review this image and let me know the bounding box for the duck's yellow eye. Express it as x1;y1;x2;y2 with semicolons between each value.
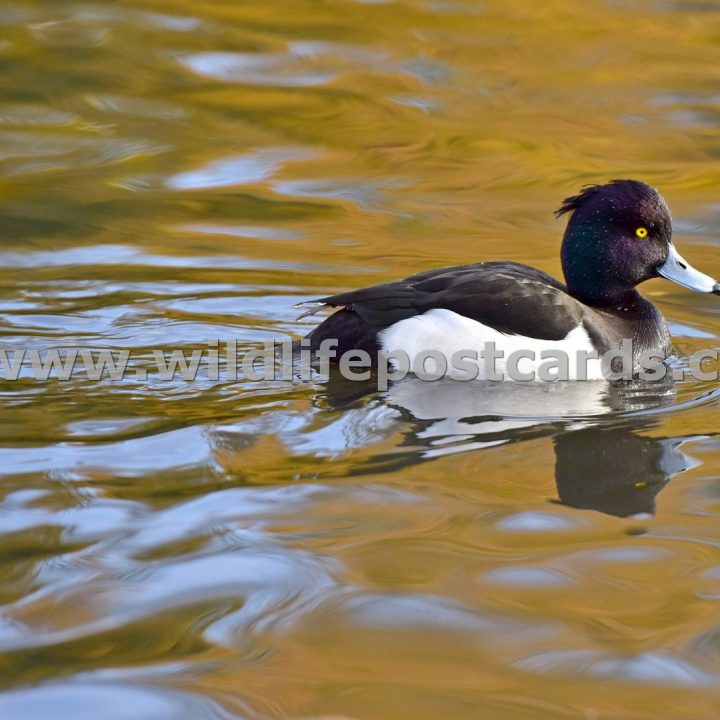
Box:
635;227;648;239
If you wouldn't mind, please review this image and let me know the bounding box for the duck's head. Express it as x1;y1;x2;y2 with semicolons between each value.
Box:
557;179;719;306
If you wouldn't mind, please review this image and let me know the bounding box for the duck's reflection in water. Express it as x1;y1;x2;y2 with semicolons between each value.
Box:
553;425;690;517
317;373;695;517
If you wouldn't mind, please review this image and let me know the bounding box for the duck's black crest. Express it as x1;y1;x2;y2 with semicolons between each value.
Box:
554;179;657;219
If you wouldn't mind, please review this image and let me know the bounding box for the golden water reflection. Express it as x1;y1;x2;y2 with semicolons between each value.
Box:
1;0;720;718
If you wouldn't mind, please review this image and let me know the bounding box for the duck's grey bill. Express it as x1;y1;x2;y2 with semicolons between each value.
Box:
657;244;718;293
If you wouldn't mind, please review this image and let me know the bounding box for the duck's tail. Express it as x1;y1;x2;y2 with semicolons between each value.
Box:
293;300;329;321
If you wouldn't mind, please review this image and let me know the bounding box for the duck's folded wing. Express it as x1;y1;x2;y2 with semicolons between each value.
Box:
306;262;584;341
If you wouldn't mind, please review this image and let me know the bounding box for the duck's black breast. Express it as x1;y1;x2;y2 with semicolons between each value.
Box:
304;261;587;355
581;295;671;361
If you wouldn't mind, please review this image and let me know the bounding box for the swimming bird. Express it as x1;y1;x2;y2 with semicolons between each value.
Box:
297;180;719;379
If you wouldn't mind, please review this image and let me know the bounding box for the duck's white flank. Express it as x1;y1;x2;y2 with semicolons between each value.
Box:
378;308;604;381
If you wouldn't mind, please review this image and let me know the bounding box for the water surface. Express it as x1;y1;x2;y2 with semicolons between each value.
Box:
2;1;720;718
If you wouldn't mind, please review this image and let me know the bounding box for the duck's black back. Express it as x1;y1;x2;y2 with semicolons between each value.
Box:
305;261;585;354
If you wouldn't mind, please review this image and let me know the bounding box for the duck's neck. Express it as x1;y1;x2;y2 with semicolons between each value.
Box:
584;288;670;362
566;282;642;310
